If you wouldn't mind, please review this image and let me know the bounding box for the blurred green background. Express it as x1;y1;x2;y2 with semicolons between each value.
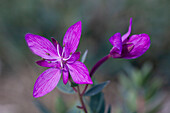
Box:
0;0;170;113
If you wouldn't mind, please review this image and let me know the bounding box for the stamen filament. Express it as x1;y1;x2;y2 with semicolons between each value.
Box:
63;54;72;61
57;44;61;57
62;47;65;57
60;62;63;68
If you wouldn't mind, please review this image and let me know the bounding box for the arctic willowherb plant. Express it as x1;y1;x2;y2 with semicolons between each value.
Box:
26;18;150;113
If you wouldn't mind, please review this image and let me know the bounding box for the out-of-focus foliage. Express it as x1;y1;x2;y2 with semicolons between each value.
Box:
116;62;164;113
55;97;67;113
84;81;110;96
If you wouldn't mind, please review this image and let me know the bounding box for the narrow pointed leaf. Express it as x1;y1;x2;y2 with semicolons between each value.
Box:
99;97;105;113
81;49;88;63
89;92;105;113
84;81;110;96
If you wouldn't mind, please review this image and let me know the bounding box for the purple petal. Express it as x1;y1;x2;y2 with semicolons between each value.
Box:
33;68;61;98
110;47;122;58
67;52;80;64
124;42;135;52
25;33;58;59
109;33;122;55
67;61;93;84
121;33;151;59
122;18;132;42
51;37;63;55
36;60;60;68
51;37;58;48
63;21;82;57
62;70;69;85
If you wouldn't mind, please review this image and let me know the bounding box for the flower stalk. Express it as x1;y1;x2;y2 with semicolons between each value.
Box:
81;54;111;96
77;85;88;113
90;54;111;77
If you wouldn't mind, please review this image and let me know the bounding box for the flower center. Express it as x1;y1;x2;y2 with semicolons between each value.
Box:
56;44;72;68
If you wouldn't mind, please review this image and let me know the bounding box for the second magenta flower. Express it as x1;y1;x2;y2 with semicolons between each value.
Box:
109;18;151;59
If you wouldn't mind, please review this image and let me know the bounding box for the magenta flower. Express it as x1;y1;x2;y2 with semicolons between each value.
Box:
25;21;93;98
109;18;151;59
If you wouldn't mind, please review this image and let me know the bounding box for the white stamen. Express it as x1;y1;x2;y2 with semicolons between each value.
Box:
62;47;65;57
63;54;72;61
57;44;61;57
60;61;63;68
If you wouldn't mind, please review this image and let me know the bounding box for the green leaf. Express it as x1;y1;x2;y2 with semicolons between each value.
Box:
57;79;75;94
99;99;105;113
107;105;111;113
33;99;52;113
71;81;78;87
81;49;88;63
89;92;105;113
84;81;110;96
